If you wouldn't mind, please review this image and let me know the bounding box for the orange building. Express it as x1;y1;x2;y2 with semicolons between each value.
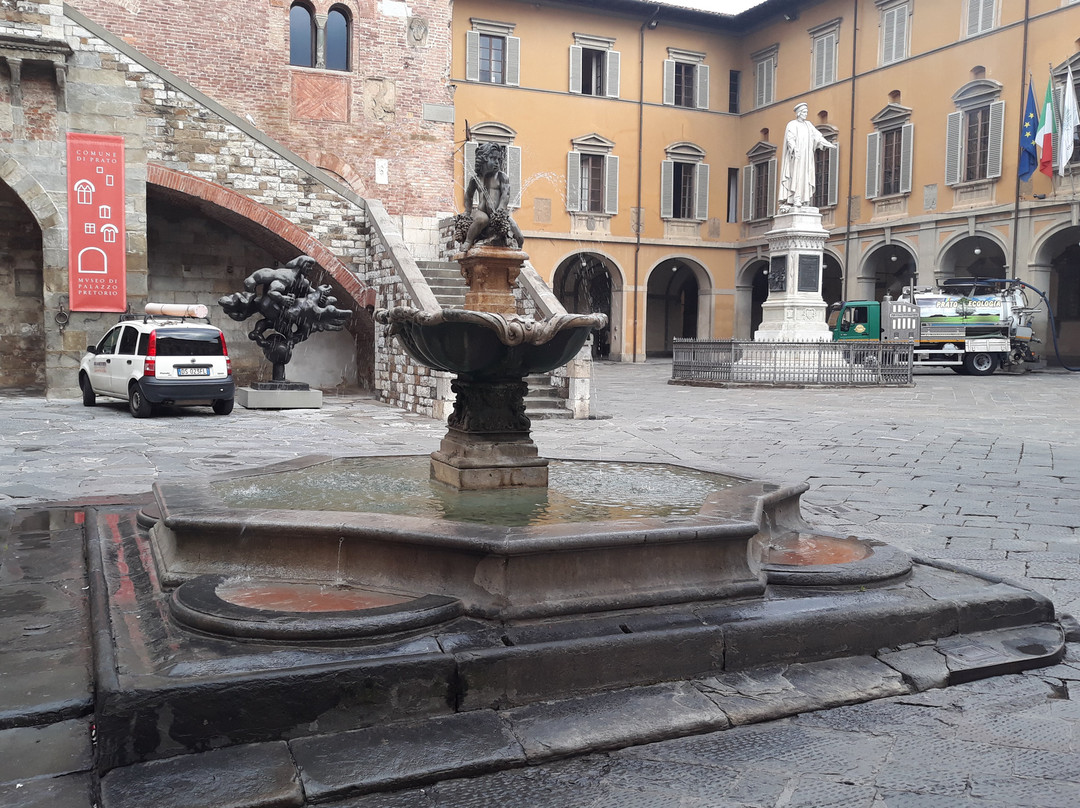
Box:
451;0;1080;363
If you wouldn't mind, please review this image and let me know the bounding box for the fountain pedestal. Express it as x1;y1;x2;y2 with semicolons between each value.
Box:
430;377;549;489
458;246;525;316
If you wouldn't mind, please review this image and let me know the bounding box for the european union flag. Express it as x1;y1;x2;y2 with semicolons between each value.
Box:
1019;77;1039;181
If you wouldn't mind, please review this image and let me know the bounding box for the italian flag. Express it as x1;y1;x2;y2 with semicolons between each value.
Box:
1037;76;1057;177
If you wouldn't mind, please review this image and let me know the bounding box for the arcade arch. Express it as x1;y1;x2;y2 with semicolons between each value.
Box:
552;251;623;359
1032;223;1080;364
858;241;917;301
644;257;712;356
937;233;1008;282
0;178;46;390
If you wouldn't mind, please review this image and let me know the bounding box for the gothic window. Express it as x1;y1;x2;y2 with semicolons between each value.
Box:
326;6;350;72
289;3;316;68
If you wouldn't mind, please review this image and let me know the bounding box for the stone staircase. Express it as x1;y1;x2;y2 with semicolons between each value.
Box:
414;261;572;420
416;261;466;309
525;373;572;420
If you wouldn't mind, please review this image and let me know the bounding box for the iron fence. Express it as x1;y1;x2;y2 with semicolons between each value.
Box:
671;339;914;386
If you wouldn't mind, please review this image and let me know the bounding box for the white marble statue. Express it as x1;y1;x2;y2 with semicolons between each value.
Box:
779;102;838;211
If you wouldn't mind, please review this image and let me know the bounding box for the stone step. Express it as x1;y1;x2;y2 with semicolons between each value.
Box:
416;261;468;310
97;619;1066;806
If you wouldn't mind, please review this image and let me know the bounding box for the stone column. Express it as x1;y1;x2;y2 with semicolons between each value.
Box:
754;208;831;342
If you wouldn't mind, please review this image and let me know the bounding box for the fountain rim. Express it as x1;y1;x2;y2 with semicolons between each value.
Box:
149;454;780;556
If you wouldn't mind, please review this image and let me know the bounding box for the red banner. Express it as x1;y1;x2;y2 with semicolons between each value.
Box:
67;133;127;311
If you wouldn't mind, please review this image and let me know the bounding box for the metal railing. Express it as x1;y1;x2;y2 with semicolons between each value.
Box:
671;339;914;386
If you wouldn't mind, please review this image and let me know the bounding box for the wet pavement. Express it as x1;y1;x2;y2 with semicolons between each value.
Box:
2;362;1080;806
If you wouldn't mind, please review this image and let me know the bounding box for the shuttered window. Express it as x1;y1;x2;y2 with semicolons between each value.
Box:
742;159;776;221
811;141;839;208
754;52;776;108
570;45;621;98
867;123;913;198
966;0;995;36
661;159;709;220
812;30;837;88
880;3;908;65
466;28;520;86
944;100;1003;184
663;60;709;109
567;151;619;214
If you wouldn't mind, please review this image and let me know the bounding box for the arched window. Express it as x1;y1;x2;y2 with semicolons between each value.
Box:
289;3;316;68
326;6;351;72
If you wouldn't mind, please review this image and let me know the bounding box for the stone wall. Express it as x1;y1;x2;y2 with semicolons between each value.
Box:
0;182;45;389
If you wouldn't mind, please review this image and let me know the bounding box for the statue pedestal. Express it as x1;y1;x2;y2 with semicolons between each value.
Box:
754;209;831;343
456;246;527;317
238;382;322;409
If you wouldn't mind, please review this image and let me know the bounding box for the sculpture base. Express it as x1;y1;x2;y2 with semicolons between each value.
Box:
431;429;549;490
238;386;323;409
455;246;528;316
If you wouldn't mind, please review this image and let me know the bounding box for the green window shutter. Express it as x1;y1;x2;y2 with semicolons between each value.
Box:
945;111;963;185
605;154;619;215
661;160;674;218
466;31;479;82
566;152;581;212
865;131;880;199
569;45;582;94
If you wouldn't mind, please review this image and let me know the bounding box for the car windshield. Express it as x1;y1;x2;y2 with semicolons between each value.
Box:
154;328;225;357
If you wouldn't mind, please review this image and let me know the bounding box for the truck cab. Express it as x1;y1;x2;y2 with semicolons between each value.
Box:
828;302;880;341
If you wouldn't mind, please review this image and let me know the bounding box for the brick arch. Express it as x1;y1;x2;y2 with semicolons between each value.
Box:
147;163;375;309
305;151;367;195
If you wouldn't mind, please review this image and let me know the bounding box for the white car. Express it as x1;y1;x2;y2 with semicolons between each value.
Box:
78;304;235;418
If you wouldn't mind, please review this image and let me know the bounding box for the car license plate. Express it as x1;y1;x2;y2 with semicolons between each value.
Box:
177;366;211;377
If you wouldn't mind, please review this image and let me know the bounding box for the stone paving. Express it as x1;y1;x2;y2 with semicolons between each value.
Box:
2;362;1080;806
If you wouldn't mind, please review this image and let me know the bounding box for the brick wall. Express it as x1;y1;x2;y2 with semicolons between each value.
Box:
65;0;455;217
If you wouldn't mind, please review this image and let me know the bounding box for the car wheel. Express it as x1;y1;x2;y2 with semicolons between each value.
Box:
80;374;96;406
962;352;998;377
212;397;234;415
129;384;153;418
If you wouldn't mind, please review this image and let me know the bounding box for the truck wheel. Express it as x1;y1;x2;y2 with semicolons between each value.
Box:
129;384;153;418
79;374;96;406
963;352;998;376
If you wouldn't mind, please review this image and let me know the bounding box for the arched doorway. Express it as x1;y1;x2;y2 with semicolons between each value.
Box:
1034;225;1080;365
939;234;1008;282
552;252;620;359
822;252;843;308
862;242;917;301
0;179;45;391
645;259;705;356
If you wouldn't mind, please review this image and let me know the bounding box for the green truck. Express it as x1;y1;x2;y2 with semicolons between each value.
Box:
827;279;1040;376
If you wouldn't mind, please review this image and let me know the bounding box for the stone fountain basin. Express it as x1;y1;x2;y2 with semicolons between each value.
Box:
141;456;852;623
380;309;605;378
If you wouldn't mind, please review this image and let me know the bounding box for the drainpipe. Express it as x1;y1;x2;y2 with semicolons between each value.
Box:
1010;0;1031;274
633;7;660;362
841;0;859;301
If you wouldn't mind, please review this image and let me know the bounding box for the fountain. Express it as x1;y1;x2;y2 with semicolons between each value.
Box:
84;142;1064;791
